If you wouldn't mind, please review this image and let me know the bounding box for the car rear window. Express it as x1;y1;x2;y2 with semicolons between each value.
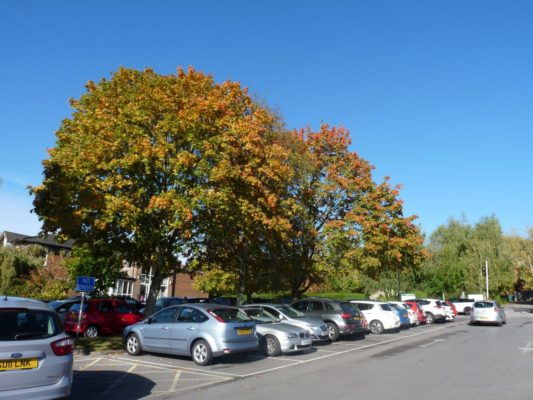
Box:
0;309;62;341
340;303;356;315
474;302;494;308
209;308;252;322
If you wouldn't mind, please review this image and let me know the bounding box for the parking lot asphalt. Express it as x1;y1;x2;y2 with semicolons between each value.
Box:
71;316;474;399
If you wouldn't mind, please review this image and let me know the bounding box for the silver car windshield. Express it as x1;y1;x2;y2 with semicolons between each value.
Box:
244;308;277;324
276;306;305;318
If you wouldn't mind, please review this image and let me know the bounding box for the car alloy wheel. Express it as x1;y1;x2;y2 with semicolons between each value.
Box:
126;334;142;356
192;340;213;366
84;325;99;338
369;320;384;334
464;307;471;316
264;335;282;357
326;322;340;342
425;312;434;324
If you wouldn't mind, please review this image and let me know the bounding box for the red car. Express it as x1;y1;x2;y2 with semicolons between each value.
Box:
443;300;458;316
403;300;427;324
63;298;144;338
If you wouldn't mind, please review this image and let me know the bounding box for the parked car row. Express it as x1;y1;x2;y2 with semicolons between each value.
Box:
2;293;506;399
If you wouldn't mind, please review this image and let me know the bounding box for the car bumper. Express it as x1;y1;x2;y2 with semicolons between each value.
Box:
471;315;500;324
212;338;259;357
280;337;313;354
0;373;72;400
339;323;365;335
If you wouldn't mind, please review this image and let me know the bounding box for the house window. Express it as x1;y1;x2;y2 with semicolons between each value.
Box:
111;279;133;296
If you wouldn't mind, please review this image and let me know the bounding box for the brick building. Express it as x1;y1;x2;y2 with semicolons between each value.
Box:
1;230;205;300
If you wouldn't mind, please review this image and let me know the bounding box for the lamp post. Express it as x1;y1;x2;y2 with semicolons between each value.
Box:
485;260;489;300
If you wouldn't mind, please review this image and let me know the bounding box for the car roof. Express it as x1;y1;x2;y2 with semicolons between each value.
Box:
243;303;284;308
0;296;50;311
169;302;240;311
351;300;388;304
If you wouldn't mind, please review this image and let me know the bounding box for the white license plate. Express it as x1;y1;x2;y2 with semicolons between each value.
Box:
301;339;312;346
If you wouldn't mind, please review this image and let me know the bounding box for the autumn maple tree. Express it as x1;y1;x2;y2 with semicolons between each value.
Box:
31;67;292;314
274;125;425;297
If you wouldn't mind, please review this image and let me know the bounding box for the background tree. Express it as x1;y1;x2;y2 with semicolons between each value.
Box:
271;125;425;298
422;216;515;298
505;228;533;294
63;244;124;295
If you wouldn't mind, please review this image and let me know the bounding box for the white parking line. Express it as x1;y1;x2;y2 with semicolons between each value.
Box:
238;321;468;378
111;356;242;378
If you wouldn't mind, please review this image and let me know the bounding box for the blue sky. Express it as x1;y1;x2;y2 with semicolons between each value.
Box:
1;0;532;238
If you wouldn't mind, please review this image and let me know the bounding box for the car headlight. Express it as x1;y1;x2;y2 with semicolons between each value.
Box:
286;332;298;339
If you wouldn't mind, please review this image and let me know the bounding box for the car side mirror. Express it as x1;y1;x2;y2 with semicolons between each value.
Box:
146;317;153;324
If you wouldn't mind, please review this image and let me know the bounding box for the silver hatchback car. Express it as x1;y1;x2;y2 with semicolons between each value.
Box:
241;307;313;356
244;303;329;342
470;300;506;326
123;303;258;366
0;296;74;400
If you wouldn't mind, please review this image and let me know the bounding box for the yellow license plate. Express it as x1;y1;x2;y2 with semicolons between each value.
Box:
0;358;38;371
236;328;252;335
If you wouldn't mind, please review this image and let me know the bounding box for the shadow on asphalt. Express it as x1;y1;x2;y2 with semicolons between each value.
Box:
71;370;156;400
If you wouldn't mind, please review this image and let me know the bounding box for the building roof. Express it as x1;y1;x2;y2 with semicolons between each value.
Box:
0;231;74;250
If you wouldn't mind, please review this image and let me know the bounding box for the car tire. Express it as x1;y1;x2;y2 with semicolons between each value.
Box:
369;320;384;334
125;333;142;356
263;335;282;357
425;312;434;324
498;318;503;327
191;340;213;366
464;307;471;316
84;325;99;338
326;322;340;342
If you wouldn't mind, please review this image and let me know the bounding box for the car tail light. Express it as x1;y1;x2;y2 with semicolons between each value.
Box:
50;337;74;356
207;310;226;323
340;313;353;320
494;307;500;312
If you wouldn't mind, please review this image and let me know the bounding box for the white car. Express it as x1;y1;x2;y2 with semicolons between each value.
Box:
451;298;476;315
389;301;419;326
241;308;313;356
350;300;400;334
438;301;455;321
412;299;447;323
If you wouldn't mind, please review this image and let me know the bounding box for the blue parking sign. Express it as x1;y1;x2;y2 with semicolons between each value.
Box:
75;276;96;292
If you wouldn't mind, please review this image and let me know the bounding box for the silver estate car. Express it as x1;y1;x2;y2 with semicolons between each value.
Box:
244;303;329;342
123;303;258;366
242;307;313;356
470;300;507;326
0;296;74;400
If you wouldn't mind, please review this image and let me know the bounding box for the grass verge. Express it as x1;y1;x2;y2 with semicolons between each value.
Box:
74;335;123;354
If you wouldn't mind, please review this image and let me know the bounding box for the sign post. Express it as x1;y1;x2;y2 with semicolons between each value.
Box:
75;276;95;339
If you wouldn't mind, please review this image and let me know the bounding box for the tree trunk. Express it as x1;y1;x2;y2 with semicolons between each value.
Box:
144;269;164;317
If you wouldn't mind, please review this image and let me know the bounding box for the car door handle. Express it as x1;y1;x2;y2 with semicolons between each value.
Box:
161;326;169;331
187;327;195;330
